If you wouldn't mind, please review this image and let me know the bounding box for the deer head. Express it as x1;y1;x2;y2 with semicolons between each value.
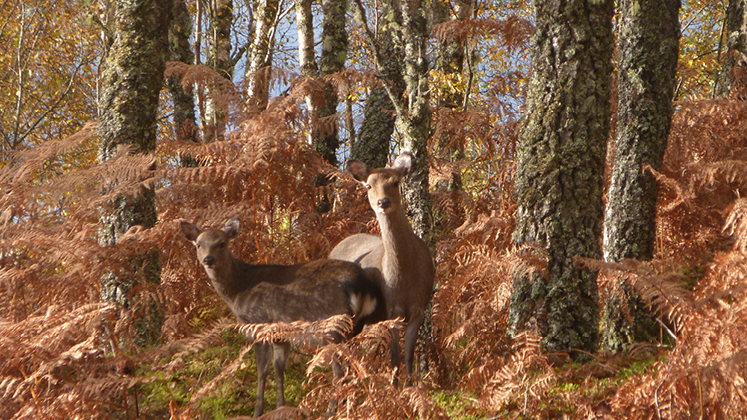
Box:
348;152;412;216
179;218;240;278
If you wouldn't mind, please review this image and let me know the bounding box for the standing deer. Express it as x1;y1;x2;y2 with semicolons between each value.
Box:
329;152;435;384
180;218;382;417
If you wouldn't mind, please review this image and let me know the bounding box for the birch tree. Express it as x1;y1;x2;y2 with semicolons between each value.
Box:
97;0;172;345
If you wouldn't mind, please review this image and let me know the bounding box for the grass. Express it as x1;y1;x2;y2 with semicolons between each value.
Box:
129;323;666;420
134;329;313;419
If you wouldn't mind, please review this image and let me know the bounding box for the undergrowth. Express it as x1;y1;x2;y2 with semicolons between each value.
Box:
2;67;747;418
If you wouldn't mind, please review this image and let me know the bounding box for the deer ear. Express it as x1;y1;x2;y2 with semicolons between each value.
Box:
179;220;202;242
348;160;369;183
224;218;240;238
392;152;413;177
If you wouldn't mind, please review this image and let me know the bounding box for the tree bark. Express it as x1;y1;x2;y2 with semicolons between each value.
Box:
98;0;172;347
297;0;317;79
509;0;614;355
351;0;402;169
314;0;348;168
205;0;233;142
353;86;395;169
296;0;318;127
98;0;172;161
167;0;198;144
714;0;747;97
391;0;432;244
601;0;680;352
246;0;279;113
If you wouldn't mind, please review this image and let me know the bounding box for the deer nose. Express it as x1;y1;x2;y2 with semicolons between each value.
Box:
203;255;216;267
377;198;391;209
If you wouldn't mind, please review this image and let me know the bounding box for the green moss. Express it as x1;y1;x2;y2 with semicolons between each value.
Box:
431;390;486;420
135;332;313;418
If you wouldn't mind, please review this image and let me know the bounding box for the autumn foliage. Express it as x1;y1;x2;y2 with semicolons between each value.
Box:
2;1;747;419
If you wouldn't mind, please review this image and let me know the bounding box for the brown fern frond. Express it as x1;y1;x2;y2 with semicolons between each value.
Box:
576;257;694;330
238;315;354;348
431;16;533;50
0;122;97;184
479;331;556;412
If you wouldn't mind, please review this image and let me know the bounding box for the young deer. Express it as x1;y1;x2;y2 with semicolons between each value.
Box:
329;152;435;383
180;218;382;417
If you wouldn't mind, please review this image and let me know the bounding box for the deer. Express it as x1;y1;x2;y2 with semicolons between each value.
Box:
179;218;383;417
329;152;435;385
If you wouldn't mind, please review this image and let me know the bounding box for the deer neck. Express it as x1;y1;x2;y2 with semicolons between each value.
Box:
377;209;416;261
207;257;253;300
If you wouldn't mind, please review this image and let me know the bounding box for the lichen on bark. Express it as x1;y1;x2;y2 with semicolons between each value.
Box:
97;0;171;347
509;0;614;355
601;0;680;352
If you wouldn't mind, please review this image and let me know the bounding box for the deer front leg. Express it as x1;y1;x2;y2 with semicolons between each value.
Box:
389;325;402;386
254;342;271;417
403;313;424;386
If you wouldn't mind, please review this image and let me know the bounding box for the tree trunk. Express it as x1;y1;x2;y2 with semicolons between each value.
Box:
314;0;348;168
168;0;198;144
98;0;172;347
205;0;233;142
351;0;403;169
432;0;471;231
390;0;432;244
296;0;318;138
714;0;747;97
509;0;614;355
353;86;395;169
311;0;349;213
246;0;279;113
601;0;680;352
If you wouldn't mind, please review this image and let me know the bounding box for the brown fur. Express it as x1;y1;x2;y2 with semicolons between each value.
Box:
180;218;381;416
329;152;435;382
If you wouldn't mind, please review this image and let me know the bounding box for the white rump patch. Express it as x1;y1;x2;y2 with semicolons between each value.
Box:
350;293;377;318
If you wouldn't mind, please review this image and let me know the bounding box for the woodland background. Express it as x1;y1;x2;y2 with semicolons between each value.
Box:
1;0;747;419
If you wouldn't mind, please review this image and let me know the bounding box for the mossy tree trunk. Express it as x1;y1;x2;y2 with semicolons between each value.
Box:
601;0;680;352
389;0;432;245
315;0;348;167
167;0;198;144
351;0;403;169
353;86;395;169
98;0;172;347
509;0;614;355
313;0;349;213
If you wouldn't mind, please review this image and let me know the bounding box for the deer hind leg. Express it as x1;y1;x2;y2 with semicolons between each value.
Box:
254;342;272;417
272;342;291;408
325;353;345;419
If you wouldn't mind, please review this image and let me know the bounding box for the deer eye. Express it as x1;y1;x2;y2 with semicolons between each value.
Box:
364;183;372;190
196;243;202;249
393;180;400;188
